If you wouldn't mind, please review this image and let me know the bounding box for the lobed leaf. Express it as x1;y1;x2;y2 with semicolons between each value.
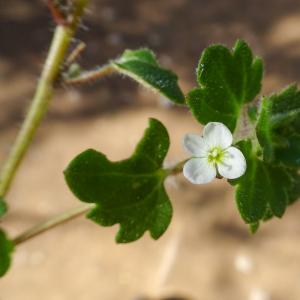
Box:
187;40;263;131
64;118;173;243
234;141;268;223
0;229;14;277
233;140;300;225
256;84;300;168
113;49;185;105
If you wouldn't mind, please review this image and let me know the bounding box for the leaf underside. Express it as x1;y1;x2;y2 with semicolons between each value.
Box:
64;118;172;243
113;49;185;105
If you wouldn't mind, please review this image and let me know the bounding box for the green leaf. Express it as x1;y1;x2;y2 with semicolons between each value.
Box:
257;84;300;167
264;170;300;222
64;118;173;243
0;198;7;218
0;229;14;277
187;40;263;131
233;140;298;225
234;141;268;223
113;49;185;105
285;170;300;205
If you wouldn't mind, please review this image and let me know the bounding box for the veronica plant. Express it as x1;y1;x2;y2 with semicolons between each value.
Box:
1;0;300;279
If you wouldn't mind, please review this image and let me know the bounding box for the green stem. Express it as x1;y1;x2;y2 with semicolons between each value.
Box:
13;204;94;245
0;1;89;198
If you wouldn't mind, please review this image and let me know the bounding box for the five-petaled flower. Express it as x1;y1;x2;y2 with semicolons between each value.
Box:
183;122;246;184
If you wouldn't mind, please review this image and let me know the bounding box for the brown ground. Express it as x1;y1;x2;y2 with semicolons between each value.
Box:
1;1;300;299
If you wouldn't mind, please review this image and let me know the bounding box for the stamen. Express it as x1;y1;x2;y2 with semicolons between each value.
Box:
211;148;218;158
208;147;224;163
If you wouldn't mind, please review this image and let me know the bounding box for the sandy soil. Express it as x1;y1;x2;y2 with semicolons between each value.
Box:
1;1;300;299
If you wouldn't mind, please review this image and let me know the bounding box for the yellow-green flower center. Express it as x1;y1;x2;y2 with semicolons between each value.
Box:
207;147;224;164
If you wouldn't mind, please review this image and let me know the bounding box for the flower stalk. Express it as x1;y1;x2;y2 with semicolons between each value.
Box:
165;159;188;176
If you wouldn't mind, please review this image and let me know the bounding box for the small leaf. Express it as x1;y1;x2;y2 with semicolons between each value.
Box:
187;40;263;131
64;118;173;243
0;198;7;218
256;84;300;167
66;63;82;79
0;229;14;277
233;140;296;225
113;49;185;105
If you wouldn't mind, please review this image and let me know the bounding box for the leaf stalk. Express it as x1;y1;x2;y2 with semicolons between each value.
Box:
13;204;94;245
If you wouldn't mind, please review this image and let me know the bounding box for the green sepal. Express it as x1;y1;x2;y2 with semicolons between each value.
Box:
64;118;173;243
113;49;185;105
187;39;263;131
0;229;14;277
257;84;300;168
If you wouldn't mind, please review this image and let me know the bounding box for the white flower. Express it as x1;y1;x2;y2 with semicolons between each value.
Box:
183;122;246;184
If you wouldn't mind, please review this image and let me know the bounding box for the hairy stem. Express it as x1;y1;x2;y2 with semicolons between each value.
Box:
0;1;89;198
64;64;115;85
13;204;94;245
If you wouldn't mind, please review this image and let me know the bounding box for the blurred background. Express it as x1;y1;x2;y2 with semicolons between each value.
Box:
1;0;300;299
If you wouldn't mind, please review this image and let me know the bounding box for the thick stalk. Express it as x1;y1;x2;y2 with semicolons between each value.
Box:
0;1;89;198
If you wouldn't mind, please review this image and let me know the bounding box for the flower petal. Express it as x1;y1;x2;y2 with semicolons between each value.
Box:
203;122;233;149
217;147;246;179
183;158;216;184
183;134;209;157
